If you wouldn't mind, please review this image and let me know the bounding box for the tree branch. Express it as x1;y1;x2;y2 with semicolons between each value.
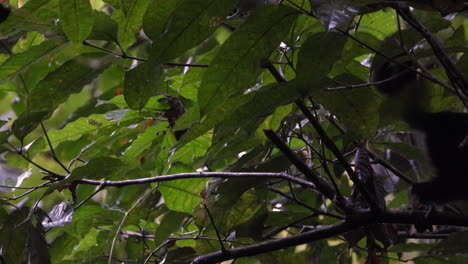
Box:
192;208;468;264
263;129;337;202
73;172;316;190
191;221;357;264
396;5;468;101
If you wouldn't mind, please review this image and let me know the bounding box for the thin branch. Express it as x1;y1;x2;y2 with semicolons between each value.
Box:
203;203;226;252
73;172;317;189
40;122;70;173
4;182;51;201
396;5;468;101
6;142;65;179
109;189;155;264
82;41;208;68
264;130;336;201
301;100;381;212
72;183;106;211
365;148;414;184
268;187;343;219
333;28;455;94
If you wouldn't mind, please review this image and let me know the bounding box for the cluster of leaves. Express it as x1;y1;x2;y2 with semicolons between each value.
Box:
0;0;468;263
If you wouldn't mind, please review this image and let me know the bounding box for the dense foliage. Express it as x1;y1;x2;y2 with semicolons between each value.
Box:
1;0;468;263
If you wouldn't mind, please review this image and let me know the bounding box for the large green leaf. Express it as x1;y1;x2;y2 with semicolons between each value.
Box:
314;74;381;137
148;0;237;63
59;0;94;42
178;81;299;150
214;82;300;141
109;0;152;49
142;0;182;41
159;164;206;213
12;53;115;139
87;11;118;41
153;210;187;246
198;5;299;115
296;31;347;94
122;123;167;164
0;37;68;84
159;178;206;214
68;156;126;181
123;62;163;110
177;93;254;147
47;111;141;148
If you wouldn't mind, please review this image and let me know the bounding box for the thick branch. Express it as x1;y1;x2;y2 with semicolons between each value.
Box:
191;221;357;264
192;208;468;264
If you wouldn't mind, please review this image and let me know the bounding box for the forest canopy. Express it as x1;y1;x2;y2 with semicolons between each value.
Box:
1;0;468;263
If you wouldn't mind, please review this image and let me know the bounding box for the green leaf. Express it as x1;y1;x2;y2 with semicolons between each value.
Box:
142;0;182;40
149;0;237;63
87;11;118;41
0;37;68;85
214;82;300;141
431;231;468;254
0;208;29;264
198;5;299;115
177;93;254;147
12;32;45;53
124;62;163;110
296;32;348;94
0;0;50;38
59;0;94;42
46;111;141;148
358;10;398;40
153;211;187;246
122;124;167;164
414;256;468;264
159;178;206;213
61;157;126;186
224;189;264;231
12;53;115;140
314;75;382;137
159;164;206;213
110;0;152;49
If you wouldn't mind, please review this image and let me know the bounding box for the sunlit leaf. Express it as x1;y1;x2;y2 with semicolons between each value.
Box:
0;37;68;85
109;0;152;49
12;53;115;139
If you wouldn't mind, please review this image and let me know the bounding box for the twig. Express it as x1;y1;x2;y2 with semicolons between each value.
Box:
268;187;343;219
109;189;155;264
297;100;380;212
365;148;414;184
333;28;455;94
40;122;69;173
6;142;65;179
203;203;226;252
72;183;106;211
82;41;208;68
